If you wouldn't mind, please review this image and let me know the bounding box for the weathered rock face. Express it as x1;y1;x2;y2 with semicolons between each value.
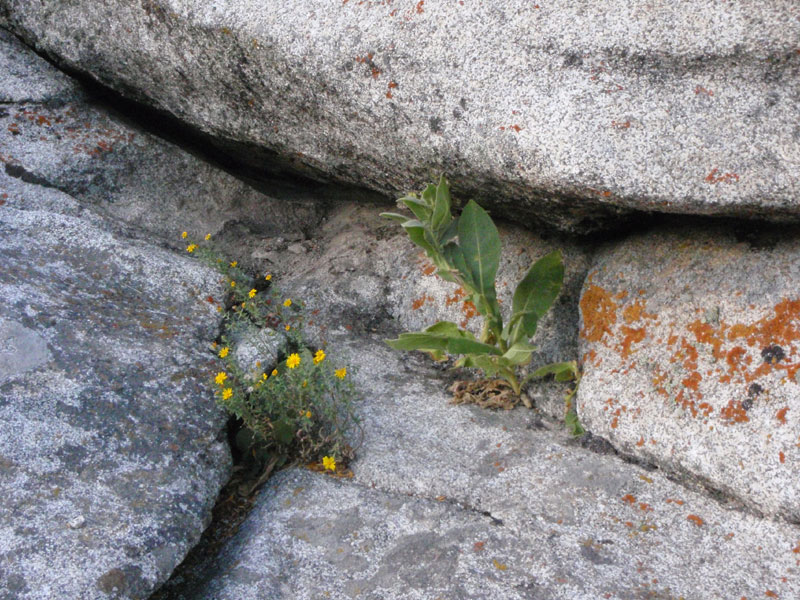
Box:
0;176;232;599
0;29;240;600
3;1;799;232
165;334;800;600
577;226;800;521
0;30;322;253
271;201;591;419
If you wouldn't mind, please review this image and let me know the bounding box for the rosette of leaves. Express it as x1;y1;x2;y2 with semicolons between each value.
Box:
381;175;578;402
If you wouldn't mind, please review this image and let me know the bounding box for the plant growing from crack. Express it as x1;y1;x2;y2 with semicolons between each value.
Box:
381;176;581;429
182;231;361;480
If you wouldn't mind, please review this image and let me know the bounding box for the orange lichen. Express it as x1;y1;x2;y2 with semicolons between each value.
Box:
687;514;704;527
622;300;656;324
720;400;750;425
779;451;786;464
580;285;618;342
621;494;636;504
776;407;789;425
618;326;646;358
421;263;436;276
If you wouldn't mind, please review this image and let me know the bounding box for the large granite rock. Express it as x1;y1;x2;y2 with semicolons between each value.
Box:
0;28;322;253
270;201;591;420
3;2;799;232
0;29;239;600
162;333;800;600
577;225;800;522
0;174;231;599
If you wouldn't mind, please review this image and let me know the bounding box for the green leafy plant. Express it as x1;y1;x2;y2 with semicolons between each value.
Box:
381;176;580;415
182;231;361;474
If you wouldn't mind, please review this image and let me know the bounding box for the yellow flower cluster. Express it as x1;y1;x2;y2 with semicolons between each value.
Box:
322;456;336;471
283;299;292;307
249;289;257;298
219;347;229;358
222;388;232;400
215;372;227;385
335;367;347;380
313;349;326;365
287;353;301;369
186;244;197;253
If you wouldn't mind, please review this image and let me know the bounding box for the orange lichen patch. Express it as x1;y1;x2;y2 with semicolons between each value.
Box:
682;371;702;392
792;542;800;554
765;591;778;598
459;300;478;328
621;494;636;504
636;437;645;447
638;502;652;512
665;498;684;505
704;168;739;184
779;451;786;464
698;402;713;417
720;400;750;425
687;514;704;527
580;285;618;342
421;263;436;276
776;407;789;425
445;287;467;306
618;326;646;358
411;294;434;310
688;320;726;360
610;416;618;429
622;300;657;324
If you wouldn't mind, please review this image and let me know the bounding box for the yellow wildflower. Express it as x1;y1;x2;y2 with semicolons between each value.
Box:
313;349;325;365
222;388;233;400
181;231;188;239
214;372;227;385
241;302;245;309
249;289;257;298
305;410;311;418
212;341;218;349
265;274;272;281
322;456;336;471
302;380;308;388
186;244;197;253
219;347;229;358
205;233;211;241
230;261;238;268
230;281;236;287
287;353;300;369
271;369;278;377
285;324;291;331
216;306;223;312
256;361;261;367
262;372;268;380
335;367;347;379
283;299;292;307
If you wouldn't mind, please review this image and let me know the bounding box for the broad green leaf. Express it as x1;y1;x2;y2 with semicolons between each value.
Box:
458;200;501;300
401;196;431;222
502;342;536;366
439;217;459;245
402;221;436;254
531;360;578;381
443;243;476;290
380;212;410;223
457;200;502;329
505;250;564;344
421;183;437;206
385;331;501;356
424;321;476;339
457;354;502;376
431;175;452;235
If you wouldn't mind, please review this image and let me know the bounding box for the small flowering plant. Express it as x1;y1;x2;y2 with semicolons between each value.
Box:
181;230;361;471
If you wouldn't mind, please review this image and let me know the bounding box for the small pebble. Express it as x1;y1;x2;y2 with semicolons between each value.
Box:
68;515;86;529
